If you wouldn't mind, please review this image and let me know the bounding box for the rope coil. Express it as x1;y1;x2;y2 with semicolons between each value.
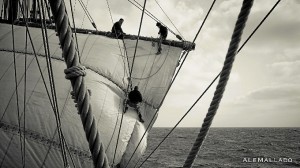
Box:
64;65;86;79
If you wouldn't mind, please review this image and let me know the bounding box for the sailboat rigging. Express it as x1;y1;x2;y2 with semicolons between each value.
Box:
0;0;281;167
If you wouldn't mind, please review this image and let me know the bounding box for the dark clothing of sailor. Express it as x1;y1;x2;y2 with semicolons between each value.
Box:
125;86;144;123
158;24;168;39
156;22;168;54
111;22;123;34
111;19;124;39
128;88;142;104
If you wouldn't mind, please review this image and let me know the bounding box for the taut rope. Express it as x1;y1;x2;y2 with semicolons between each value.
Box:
48;1;110;167
183;0;254;167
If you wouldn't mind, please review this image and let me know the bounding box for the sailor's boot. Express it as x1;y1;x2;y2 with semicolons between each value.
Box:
138;113;144;123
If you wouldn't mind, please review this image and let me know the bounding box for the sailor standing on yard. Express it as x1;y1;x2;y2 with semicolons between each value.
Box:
111;18;125;39
156;22;168;55
124;86;144;123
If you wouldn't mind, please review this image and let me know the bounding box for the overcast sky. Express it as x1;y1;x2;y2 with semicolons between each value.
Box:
2;0;296;127
67;0;300;127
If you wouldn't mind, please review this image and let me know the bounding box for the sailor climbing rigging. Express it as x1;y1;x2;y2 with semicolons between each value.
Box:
124;86;144;123
156;22;168;55
111;18;125;39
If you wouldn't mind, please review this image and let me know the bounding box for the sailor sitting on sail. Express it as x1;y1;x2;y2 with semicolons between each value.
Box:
124;86;144;123
156;22;168;55
111;18;125;39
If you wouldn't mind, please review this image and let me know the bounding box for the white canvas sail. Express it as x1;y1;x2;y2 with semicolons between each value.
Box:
0;23;183;167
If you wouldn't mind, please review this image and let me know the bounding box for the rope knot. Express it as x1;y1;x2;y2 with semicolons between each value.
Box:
64;65;86;79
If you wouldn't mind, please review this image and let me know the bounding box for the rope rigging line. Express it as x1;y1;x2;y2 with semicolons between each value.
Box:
0;30;59;125
0;0;279;167
0;0;65;125
104;0;130;81
37;0;70;166
48;0;110;167
1;0;280;167
61;134;77;168
139;36;157;77
122;40;131;80
141;0;277;165
116;1;150;167
128;0;157;23
183;0;253;167
0;2;4;18
129;0;147;81
154;0;185;40
0;135;14;167
68;0;81;62
11;4;25;166
128;1;217;167
237;0;281;53
103;0;132;165
112;59;130;167
43;0;52;21
138;73;219;168
21;0;29;166
135;38;158;90
105;103;121;153
0;53;54;124
40;86;76;168
131;44;171;80
129;0;181;40
0;57;14;82
158;0;216;110
40;0;65;151
140;2;282;162
112;105;124;167
143;1;282;161
138;43;172;104
113;0;149;164
104;0;126;61
77;0;97;30
124;41;172;168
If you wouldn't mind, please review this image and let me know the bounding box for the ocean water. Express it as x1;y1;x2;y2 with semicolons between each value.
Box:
138;128;300;168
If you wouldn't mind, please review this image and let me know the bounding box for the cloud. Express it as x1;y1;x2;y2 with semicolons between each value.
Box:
232;84;300;108
267;60;300;80
240;0;300;50
63;0;300;127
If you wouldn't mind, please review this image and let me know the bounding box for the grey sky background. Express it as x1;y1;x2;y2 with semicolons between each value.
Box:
69;0;300;127
2;0;297;127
